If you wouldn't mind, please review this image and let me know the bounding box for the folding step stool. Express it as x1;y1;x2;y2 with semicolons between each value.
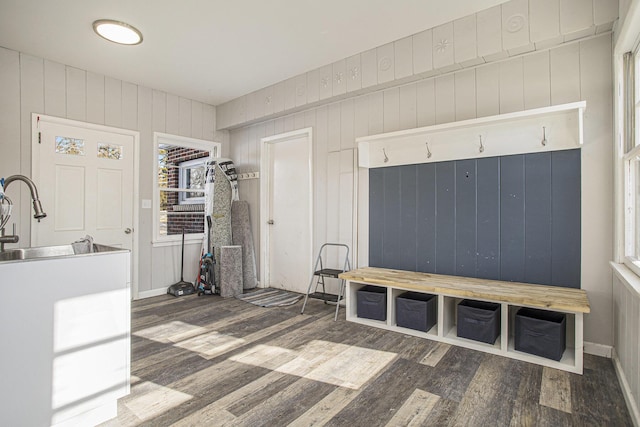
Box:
300;243;351;321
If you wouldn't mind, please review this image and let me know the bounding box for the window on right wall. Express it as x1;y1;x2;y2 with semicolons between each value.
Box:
623;47;640;275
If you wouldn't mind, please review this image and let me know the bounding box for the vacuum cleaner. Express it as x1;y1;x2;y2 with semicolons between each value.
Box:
197;216;216;296
167;228;196;297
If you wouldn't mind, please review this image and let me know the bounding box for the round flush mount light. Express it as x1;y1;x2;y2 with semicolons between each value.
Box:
93;19;143;45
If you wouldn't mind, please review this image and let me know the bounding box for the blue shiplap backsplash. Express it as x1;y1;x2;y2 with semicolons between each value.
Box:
369;149;581;288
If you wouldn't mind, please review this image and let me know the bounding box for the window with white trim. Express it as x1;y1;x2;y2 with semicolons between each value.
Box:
153;132;220;244
178;158;206;205
623;46;640;274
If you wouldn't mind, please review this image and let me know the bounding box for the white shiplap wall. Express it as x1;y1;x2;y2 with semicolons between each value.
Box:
612;272;640;424
217;0;618;130
228;33;614;348
0;47;227;297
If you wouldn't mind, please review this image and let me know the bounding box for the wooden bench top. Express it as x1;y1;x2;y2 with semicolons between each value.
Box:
339;267;590;314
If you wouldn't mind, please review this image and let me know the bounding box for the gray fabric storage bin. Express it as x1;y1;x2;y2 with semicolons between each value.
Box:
396;292;437;332
515;307;566;361
357;285;387;321
457;299;500;344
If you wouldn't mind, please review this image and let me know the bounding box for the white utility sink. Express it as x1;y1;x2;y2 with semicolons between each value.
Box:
0;243;131;426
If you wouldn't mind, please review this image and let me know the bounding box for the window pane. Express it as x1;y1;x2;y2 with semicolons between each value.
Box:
636;104;640;149
158;147;169;188
635;51;640;102
56;136;85;155
158;143;209;191
160;212;205;236
159;189;171;212
97;142;123;160
635;49;640;148
159;189;204;235
635;159;640;258
185;165;205;192
181;162;205;201
158;211;168;236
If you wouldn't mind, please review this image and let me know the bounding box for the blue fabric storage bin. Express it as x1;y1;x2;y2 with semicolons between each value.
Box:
396;292;437;332
515;307;566;361
457;299;500;344
357;285;387;321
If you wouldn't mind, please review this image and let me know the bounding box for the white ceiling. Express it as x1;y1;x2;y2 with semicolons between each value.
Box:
0;0;509;106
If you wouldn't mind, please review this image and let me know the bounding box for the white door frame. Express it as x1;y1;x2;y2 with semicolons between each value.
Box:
31;113;140;298
260;127;314;289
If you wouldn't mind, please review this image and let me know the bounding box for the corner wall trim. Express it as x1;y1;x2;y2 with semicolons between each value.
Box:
613;349;640;427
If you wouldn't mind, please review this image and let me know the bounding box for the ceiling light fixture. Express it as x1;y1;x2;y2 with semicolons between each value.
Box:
93;19;143;45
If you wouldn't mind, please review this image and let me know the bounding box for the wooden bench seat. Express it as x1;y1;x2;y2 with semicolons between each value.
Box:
339;267;590;314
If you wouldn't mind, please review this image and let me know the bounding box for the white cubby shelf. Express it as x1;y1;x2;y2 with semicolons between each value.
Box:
341;267;590;374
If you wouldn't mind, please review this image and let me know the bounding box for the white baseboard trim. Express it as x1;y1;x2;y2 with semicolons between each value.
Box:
136;287;169;300
612;349;640;427
584;341;613;358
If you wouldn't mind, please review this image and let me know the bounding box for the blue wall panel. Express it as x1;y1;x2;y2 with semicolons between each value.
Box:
416;163;437;272
368;168;384;267
476;157;501;280
524;153;553;285
455;159;477;277
551;150;581;287
368;149;581;288
435;162;456;275
500;155;526;282
382;166;402;269
397;166;418;271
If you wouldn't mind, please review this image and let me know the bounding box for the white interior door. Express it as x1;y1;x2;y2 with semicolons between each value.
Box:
262;130;312;293
33;119;134;250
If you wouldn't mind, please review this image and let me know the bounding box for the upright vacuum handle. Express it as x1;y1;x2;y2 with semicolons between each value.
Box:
206;215;213;253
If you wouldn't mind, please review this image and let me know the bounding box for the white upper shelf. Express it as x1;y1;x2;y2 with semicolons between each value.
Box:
357;101;586;169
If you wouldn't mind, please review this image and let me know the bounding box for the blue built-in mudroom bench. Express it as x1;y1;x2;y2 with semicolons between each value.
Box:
340;267;590;374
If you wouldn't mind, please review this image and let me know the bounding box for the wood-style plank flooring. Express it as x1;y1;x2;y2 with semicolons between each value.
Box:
102;294;632;426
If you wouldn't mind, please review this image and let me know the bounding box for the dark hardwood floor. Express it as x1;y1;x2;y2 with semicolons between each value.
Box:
102;293;633;426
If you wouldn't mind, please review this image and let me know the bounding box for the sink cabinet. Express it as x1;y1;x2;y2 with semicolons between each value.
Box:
0;247;130;426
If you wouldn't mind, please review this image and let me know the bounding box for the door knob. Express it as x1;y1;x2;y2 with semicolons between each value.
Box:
124;228;132;234
267;220;274;225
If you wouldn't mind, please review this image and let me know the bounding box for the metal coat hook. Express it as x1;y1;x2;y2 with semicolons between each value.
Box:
478;135;484;153
425;142;432;159
542;126;547;146
383;148;389;163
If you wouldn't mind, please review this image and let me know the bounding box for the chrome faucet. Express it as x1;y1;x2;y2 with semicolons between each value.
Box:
0;175;47;251
4;175;47;221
